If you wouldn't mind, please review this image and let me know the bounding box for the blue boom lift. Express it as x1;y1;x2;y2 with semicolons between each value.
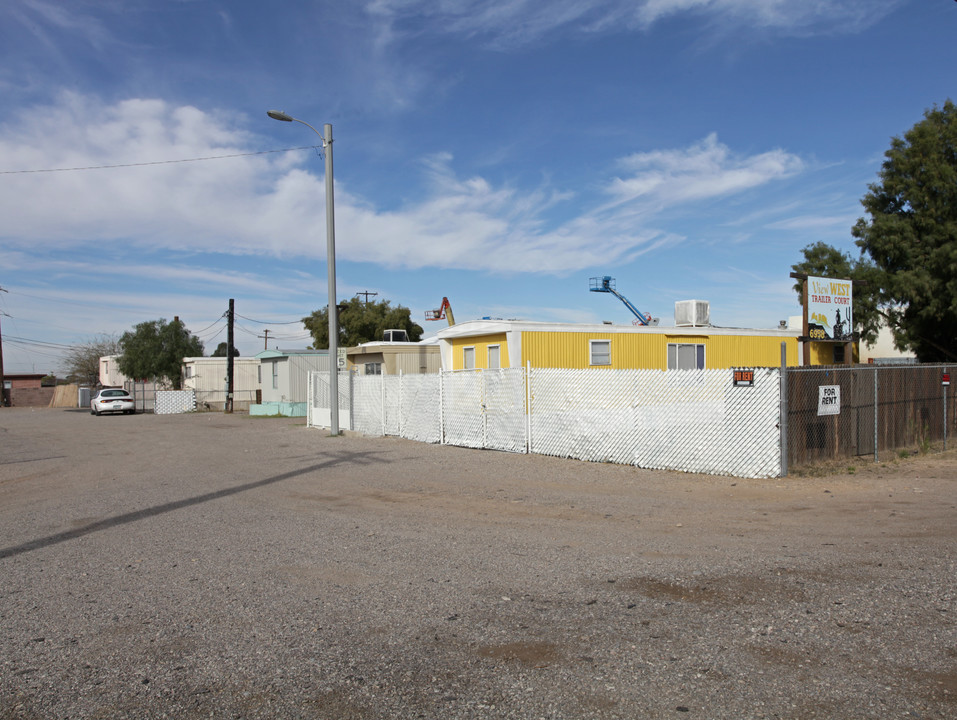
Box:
589;276;655;326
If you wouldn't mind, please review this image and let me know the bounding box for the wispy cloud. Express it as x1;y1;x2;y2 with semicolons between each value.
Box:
365;0;902;49
765;214;857;231
7;0;117;49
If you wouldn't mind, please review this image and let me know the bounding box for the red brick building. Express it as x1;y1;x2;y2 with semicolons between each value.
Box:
3;374;55;407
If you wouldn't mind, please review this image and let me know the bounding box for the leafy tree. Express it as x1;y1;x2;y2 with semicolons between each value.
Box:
851;100;957;361
303;297;424;349
212;342;240;358
791;242;882;346
792;101;957;361
62;333;121;386
117;318;204;389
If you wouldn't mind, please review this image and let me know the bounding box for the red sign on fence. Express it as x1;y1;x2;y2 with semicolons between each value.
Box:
734;369;754;387
944;373;951;386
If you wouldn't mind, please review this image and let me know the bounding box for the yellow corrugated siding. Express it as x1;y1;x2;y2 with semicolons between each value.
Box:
521;332;666;369
520;331;799;369
449;333;509;369
702;335;799;368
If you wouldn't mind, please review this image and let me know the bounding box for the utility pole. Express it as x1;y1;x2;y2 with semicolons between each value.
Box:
355;291;377;304
258;329;271;350
225;299;235;413
0;286;7;408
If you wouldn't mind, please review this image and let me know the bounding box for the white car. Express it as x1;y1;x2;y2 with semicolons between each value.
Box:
91;388;136;416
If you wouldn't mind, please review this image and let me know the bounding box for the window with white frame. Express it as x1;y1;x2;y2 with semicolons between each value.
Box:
185;366;193;379
271;362;279;389
463;346;476;369
667;343;706;370
257;365;262;384
364;362;382;375
487;345;501;369
589;339;611;366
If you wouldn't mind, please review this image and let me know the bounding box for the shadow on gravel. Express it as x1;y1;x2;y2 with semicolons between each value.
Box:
0;456;67;466
0;449;384;560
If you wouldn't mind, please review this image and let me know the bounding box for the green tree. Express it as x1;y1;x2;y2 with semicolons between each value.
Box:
117;318;204;389
212;342;240;358
303;298;424;349
851;100;957;361
62;333;121;386
790;242;882;346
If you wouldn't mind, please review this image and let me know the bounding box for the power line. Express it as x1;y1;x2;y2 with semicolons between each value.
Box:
235;321;309;342
190;313;228;336
2;341;65;362
4;288;182;315
0;145;322;175
4;334;76;350
201;326;227;344
235;313;304;325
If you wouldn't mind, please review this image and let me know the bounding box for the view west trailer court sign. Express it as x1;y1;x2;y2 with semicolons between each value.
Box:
807;276;853;342
790;271;858;367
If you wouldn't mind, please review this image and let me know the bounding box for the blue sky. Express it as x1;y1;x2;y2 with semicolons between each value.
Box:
1;0;954;373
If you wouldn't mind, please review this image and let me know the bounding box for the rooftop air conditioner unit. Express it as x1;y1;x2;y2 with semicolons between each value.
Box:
675;300;710;327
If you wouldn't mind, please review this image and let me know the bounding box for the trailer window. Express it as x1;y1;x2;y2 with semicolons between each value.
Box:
590;340;611;366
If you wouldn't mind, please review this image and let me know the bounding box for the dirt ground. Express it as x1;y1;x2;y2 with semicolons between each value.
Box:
1;408;955;719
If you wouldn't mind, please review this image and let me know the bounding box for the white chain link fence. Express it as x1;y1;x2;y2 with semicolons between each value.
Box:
309;367;781;478
154;390;196;415
529;367;780;477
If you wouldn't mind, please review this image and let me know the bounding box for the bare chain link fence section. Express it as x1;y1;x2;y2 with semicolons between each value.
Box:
785;363;953;467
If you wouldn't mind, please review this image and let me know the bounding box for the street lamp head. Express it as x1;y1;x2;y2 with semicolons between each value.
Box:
267;110;294;122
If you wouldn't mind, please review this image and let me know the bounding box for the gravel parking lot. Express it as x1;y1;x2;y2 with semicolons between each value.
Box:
1;408;955;719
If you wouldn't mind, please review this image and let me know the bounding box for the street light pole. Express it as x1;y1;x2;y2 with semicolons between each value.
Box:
267;110;339;435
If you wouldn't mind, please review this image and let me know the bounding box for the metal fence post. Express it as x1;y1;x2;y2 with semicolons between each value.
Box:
944;367;949;452
525;362;532;455
380;373;385;437
873;367;879;462
439;370;445;445
779;342;788;477
397;370;403;438
482;370;488;450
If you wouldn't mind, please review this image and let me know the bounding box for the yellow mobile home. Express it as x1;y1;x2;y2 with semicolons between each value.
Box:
436;320;802;371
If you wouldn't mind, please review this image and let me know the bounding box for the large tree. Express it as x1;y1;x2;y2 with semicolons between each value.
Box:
117;318;204;389
303;297;424;349
62;333;121;386
850;100;957;361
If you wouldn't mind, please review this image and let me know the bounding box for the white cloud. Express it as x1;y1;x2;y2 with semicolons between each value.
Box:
604;133;803;210
0;94;806;277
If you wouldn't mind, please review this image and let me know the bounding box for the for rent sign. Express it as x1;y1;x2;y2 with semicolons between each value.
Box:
807;276;853;341
818;385;841;416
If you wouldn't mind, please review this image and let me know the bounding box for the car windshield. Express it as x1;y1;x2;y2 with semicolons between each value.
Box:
101;390;128;397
